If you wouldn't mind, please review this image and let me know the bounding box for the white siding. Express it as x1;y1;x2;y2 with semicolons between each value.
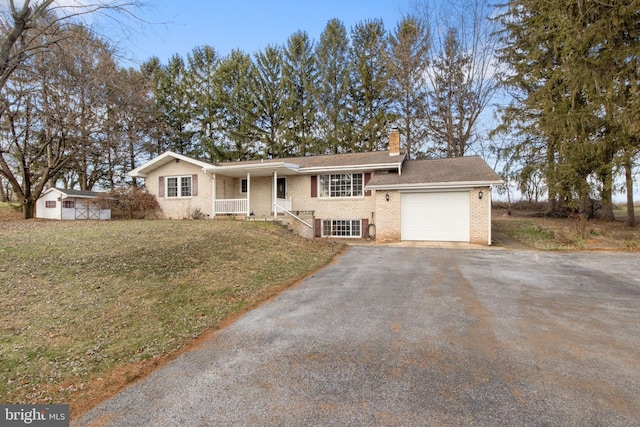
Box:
35;191;61;219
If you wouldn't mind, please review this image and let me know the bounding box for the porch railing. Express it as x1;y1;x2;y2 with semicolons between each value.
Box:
215;198;248;215
274;197;291;214
273;204;313;229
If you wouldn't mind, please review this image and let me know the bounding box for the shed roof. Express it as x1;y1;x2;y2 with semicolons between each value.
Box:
46;187;103;199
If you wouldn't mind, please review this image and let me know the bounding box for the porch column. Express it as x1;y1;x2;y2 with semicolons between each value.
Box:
487;186;493;245
211;174;216;219
246;172;251;217
273;171;278;220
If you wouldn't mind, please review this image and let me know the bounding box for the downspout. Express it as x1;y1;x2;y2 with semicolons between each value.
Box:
488;186;492;245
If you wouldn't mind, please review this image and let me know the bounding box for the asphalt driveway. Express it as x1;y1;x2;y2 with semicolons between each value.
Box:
74;247;640;426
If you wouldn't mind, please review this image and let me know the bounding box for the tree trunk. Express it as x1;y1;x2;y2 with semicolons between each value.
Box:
625;155;635;227
23;198;35;219
0;177;6;202
599;168;615;221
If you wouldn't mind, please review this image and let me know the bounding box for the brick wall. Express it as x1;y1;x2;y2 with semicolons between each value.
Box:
374;190;401;242
288;175;376;238
469;187;491;245
146;161;213;219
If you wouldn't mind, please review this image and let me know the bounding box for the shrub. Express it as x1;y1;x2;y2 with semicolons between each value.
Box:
98;187;160;219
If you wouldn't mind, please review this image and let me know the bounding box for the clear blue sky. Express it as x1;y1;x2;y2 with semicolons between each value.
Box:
120;0;409;66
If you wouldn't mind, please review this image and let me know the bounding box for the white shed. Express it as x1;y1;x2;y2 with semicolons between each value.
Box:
35;188;111;220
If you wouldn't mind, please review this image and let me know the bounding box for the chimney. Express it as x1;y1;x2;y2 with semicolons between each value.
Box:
389;128;400;156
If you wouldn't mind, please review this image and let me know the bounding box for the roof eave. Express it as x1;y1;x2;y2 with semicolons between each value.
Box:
203;162;300;174
300;162;404;173
366;180;504;191
128;151;214;178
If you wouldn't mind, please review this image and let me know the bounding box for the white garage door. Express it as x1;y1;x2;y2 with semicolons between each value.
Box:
401;192;470;242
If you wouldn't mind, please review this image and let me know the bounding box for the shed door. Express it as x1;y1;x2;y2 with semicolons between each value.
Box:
401;192;470;242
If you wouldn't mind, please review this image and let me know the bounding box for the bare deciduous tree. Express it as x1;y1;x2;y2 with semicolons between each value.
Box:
0;0;145;218
413;0;499;158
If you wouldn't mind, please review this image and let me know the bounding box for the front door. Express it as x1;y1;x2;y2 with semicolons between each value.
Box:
277;177;286;199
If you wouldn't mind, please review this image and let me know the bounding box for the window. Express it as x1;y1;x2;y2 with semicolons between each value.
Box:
166;176;192;198
322;219;361;237
45;201;56;208
240;178;248;194
62;200;75;209
319;173;363;198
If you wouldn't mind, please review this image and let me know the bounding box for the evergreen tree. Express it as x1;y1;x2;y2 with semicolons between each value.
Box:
387;16;430;158
349;19;394;152
186;45;224;162
496;0;639;222
216;49;258;160
315;19;351;154
282;31;318;156
249;45;287;158
156;55;196;156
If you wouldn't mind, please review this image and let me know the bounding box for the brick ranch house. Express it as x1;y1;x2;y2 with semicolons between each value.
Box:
128;131;503;245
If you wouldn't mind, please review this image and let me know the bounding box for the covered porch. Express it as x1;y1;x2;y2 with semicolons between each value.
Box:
204;161;299;218
214;197;291;216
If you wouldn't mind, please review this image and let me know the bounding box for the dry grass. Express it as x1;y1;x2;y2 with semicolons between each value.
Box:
493;204;640;251
0;208;340;414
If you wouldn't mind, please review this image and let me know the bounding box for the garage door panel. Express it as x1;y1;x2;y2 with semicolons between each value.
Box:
401;192;470;242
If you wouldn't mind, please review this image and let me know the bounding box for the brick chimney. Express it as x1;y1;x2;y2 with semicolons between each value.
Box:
389;128;400;156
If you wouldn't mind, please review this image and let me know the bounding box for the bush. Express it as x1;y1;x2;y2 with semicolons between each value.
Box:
98;187;160;219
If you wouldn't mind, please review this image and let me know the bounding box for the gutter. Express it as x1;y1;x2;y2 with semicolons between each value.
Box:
366;180;504;191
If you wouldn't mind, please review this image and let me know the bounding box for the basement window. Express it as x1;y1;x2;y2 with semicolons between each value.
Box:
322;219;361;238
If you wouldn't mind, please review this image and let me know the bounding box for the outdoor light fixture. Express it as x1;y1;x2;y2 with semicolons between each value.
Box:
478;191;484;200
385;192;390;202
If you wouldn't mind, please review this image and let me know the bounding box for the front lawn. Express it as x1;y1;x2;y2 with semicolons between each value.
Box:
492;204;640;250
0;218;339;415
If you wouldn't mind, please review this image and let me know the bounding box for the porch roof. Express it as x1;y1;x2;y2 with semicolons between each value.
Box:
203;161;300;178
208;150;406;177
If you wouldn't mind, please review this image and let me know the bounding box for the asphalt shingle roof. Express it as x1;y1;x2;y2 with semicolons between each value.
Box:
216;150;405;169
367;156;502;186
53;187;102;198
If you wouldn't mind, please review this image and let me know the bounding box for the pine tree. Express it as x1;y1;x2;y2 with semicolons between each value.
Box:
315;19;351;154
349;19;394;152
249;45;287;158
186;45;224;162
387;16;430;158
216;49;258;161
282;31;318;156
156;55;196;156
496;0;639;222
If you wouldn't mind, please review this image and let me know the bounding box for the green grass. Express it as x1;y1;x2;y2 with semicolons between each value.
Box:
0;219;339;409
493;204;640;251
492;218;584;250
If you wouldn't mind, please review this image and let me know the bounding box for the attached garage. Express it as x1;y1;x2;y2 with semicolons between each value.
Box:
366;156;503;245
401;191;470;242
